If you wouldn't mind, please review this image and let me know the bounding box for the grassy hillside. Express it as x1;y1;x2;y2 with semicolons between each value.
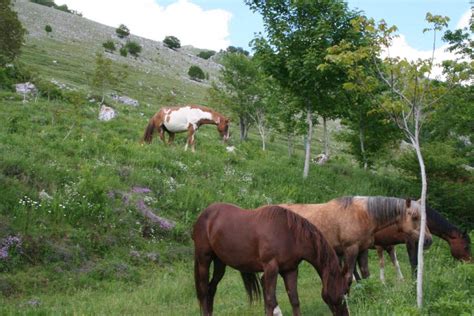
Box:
0;1;472;315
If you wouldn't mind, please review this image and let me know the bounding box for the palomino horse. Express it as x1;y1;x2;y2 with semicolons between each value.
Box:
143;105;230;152
280;196;432;286
355;204;472;281
193;203;350;316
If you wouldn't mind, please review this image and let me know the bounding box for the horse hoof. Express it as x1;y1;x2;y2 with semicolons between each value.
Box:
273;305;283;316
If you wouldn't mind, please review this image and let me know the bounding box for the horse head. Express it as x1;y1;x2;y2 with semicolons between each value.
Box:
322;264;350;316
448;230;472;262
217;117;230;142
399;199;433;249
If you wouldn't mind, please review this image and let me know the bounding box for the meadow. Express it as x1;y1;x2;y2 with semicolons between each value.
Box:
0;2;472;314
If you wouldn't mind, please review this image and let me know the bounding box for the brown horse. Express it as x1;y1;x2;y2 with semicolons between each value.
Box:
280;196;432;285
143;105;230;152
193;203;350;316
355;204;471;281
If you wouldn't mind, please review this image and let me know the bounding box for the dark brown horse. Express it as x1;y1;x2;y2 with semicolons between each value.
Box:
193;203;350;316
355;204;472;281
280;196;432;285
143;105;230;152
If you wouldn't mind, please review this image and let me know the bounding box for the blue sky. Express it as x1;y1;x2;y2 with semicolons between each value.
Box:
157;0;471;52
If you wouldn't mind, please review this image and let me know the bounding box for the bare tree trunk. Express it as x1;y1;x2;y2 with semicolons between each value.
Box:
323;116;329;157
303;105;313;179
359;124;368;170
287;133;294;157
239;115;246;141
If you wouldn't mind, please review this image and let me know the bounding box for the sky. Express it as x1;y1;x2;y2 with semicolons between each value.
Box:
55;0;471;62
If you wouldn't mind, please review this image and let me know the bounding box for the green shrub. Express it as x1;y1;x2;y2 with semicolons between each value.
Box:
102;40;116;52
125;41;142;57
188;65;205;81
163;36;181;50
119;46;128;57
115;24;130;39
44;24;52;34
197;50;215;60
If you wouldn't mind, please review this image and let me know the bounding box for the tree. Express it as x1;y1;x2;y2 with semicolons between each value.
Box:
0;0;26;66
115;24;130;39
125;41;142;57
225;46;249;56
163;36;181;50
91;53;117;104
247;0;359;178
197;50;216;60
45;24;52;35
188;65;205;81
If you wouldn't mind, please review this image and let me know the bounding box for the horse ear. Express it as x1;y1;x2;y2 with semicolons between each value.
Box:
405;199;411;208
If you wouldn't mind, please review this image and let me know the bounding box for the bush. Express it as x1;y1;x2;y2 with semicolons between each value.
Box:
102;40;116;52
115;24;130;39
119;47;128;57
197;50;216;60
188;65;205;81
125;41;142;57
163;36;181;50
44;24;52;34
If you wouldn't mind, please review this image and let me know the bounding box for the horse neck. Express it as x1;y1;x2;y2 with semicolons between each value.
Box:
304;234;343;289
427;207;461;241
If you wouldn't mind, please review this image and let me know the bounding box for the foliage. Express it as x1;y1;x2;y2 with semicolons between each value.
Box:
91;53;117;102
119;46;128;57
102;40;116;52
0;0;27;66
197;50;215;60
30;0;77;14
187;65;205;81
44;24;52;34
115;24;130;39
225;46;249;56
163;36;181;50
125;41;142;57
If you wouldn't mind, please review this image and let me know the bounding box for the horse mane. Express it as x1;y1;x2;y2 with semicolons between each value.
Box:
258;205;337;262
427;205;470;244
336;196;408;226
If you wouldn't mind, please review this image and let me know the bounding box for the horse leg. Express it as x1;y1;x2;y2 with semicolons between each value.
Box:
376;246;385;283
261;275;282;316
406;240;418;278
357;249;370;279
158;126;165;143
207;258;226;314
387;246;404;280
262;261;279;316
281;269;300;316
186;124;196;152
343;246;359;289
167;132;175;145
194;253;212;315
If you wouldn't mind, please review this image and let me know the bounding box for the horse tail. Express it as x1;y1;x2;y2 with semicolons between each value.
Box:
240;272;261;303
143;118;156;144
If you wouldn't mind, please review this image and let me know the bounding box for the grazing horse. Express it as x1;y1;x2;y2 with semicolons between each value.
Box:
193;203;350;316
143;105;230;152
355;204;472;281
280;196;432;286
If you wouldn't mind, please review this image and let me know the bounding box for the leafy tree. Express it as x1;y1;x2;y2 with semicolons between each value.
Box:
115;24;130;39
102;40;116;52
163;36;181;50
125;41;142;57
188;65;205;81
225;46;249;56
247;0;359;178
45;24;52;35
197;50;216;60
91;53;117;104
0;0;27;66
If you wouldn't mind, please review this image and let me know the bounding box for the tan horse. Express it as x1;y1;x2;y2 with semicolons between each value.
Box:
143;105;230;152
280;196;432;285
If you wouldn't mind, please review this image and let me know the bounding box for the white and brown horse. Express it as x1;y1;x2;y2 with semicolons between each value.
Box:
143;105;230;152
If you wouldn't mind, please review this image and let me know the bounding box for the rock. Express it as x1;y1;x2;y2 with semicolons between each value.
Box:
312;153;329;165
15;82;37;95
98;105;117;121
111;94;139;107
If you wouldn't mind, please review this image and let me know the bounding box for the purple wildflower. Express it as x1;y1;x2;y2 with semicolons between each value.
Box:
0;235;22;260
131;186;152;194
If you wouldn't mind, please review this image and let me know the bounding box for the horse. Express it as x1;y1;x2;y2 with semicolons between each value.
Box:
193;203;350;316
142;105;230;152
280;196;433;286
354;204;472;281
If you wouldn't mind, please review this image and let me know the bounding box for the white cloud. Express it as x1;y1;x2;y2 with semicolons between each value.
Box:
384;9;471;80
55;0;232;51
